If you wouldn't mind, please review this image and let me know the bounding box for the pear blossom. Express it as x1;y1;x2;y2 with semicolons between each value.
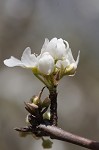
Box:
41;38;69;60
4;47;54;75
4;37;80;78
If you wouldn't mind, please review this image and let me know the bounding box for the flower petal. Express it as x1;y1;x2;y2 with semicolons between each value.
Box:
55;38;67;59
41;38;67;60
41;38;57;58
75;51;80;67
4;56;24;67
64;40;69;49
65;48;75;63
47;38;58;59
38;52;54;75
21;47;37;68
70;51;80;70
41;38;49;53
56;59;70;69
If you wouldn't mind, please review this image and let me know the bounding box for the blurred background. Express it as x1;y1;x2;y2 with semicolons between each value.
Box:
0;0;99;150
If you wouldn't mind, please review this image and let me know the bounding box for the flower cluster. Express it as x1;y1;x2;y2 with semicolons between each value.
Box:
4;38;80;87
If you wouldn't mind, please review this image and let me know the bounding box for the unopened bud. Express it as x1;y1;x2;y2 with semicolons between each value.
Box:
33;95;41;105
42;98;50;108
43;112;51;120
24;102;38;115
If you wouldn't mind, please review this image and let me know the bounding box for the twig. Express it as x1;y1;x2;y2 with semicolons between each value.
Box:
38;125;99;150
49;86;58;126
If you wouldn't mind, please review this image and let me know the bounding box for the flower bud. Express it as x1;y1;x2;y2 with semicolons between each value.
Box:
43;112;51;120
42;97;50;108
24;102;38;115
32;95;41;106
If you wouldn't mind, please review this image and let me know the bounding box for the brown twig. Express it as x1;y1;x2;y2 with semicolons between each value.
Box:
49;86;58;126
38;125;99;150
15;87;99;150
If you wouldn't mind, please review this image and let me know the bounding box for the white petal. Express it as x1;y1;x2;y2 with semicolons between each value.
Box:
41;38;49;53
41;37;68;60
71;51;80;70
65;51;80;76
38;52;54;75
46;38;57;57
4;56;24;67
21;47;37;67
56;59;70;69
75;51;80;67
41;38;57;58
4;47;38;68
64;40;69;49
55;39;66;59
49;38;57;45
66;48;75;63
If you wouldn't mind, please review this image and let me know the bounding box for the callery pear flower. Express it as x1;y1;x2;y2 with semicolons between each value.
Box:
41;38;69;60
4;47;54;75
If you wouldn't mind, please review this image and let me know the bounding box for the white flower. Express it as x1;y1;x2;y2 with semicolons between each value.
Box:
41;38;69;60
37;52;54;75
4;47;54;75
4;38;80;78
56;49;80;74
